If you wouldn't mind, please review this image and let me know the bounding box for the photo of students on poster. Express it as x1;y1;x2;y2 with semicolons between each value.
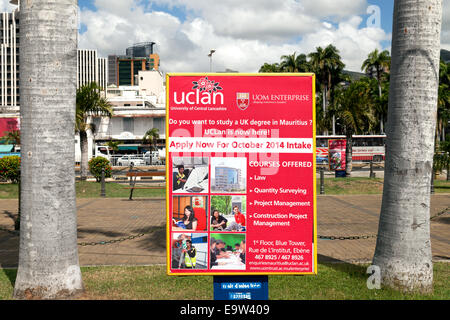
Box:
172;196;208;231
172;157;209;193
210;234;246;270
210;195;246;232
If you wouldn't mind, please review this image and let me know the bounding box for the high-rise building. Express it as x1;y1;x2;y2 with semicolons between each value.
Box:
126;42;155;58
0;5;109;142
0;7;108;116
108;54;118;86
108;42;160;87
0;10;19;114
77;49;107;92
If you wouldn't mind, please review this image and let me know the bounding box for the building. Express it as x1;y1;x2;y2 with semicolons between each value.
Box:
441;49;450;63
75;69;166;162
99;83;165;148
108;42;160;87
0;7;108;118
77;49;108;92
0;9;19;115
137;69;165;98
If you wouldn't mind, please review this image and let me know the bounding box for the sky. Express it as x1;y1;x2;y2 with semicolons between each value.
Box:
1;0;450;73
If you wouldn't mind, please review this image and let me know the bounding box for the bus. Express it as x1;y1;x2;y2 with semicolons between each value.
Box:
316;135;386;163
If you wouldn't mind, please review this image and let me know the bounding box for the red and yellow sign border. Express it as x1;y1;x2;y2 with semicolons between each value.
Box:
165;73;317;276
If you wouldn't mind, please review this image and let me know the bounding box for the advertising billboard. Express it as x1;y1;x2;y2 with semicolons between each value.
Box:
166;73;317;275
328;139;346;171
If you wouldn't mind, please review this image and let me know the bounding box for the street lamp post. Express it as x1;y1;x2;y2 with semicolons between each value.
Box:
208;49;215;72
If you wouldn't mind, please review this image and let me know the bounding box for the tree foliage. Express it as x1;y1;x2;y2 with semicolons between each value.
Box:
0;155;20;183
76;82;113;133
88;156;112;182
143;128;160;151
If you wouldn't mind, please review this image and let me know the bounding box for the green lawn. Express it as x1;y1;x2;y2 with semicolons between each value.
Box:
319;177;385;194
75;181;165;198
0;181;165;199
1;178;449;199
0;263;448;300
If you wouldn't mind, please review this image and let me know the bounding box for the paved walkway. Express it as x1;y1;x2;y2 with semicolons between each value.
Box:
0;194;449;268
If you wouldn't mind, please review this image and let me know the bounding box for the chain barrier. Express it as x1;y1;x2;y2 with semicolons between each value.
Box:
318;234;377;240
0;226;147;246
4;208;448;245
0;226;19;236
430;207;450;221
77;233;146;247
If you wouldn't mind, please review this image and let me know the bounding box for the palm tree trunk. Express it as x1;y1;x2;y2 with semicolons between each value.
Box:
322;87;328;135
372;0;442;293
378;82;384;133
345;134;352;176
80;130;89;180
13;0;84;299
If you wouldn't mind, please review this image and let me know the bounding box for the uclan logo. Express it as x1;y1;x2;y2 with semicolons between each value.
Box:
173;76;224;105
173;90;224;105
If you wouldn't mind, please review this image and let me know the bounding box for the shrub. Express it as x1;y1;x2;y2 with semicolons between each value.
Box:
0;155;20;183
88;156;112;182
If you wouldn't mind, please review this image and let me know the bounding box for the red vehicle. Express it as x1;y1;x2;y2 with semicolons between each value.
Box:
316;135;386;163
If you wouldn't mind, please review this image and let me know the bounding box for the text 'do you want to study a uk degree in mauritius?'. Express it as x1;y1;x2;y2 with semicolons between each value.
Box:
166;73;317;275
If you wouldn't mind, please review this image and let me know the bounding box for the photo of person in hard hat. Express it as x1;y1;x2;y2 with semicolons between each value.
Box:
182;239;197;269
171;233;207;270
173;164;188;191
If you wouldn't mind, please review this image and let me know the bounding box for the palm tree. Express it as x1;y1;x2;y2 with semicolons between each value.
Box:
143;128;160;151
280;52;309;72
332;80;376;175
372;0;442;293
76;82;113;180
437;60;450;142
13;0;84;299
106;140;122;154
434;136;450;180
4;129;20;148
258;62;281;73
362;49;391;133
308;45;345;134
143;128;160;165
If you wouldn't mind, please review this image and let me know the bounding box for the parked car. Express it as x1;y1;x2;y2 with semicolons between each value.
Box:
144;151;161;165
117;155;145;167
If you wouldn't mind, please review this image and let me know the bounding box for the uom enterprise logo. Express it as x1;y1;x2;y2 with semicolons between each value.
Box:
236;92;250;110
173;76;224;105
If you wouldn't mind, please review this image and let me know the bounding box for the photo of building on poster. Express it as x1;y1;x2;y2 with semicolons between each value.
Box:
210;157;247;193
172;157;209;193
210;233;246;271
172;195;208;232
171;233;208;270
210;195;246;232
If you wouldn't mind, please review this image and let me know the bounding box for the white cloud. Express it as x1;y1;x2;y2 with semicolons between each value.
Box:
301;0;368;20
441;1;450;50
0;0;16;12
152;0;367;41
299;16;390;71
78;0;392;73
